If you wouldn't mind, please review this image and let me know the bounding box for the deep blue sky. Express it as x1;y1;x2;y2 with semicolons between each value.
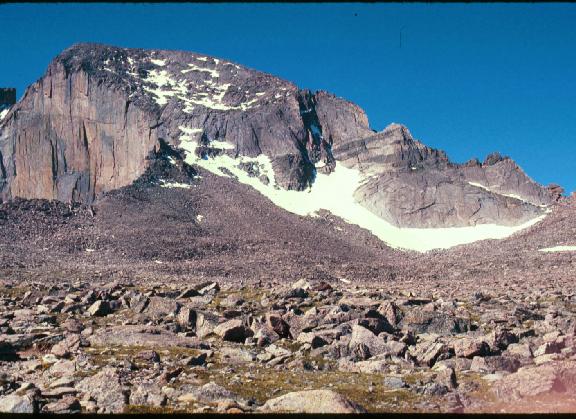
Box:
1;3;575;193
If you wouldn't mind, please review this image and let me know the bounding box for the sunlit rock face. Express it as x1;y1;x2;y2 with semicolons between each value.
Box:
336;124;552;228
0;43;552;231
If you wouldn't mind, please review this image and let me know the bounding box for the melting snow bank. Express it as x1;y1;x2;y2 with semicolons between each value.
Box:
179;129;547;252
539;246;576;253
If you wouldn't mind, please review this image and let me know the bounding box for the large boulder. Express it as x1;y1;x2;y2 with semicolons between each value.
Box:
213;319;253;343
493;360;576;401
261;389;366;413
0;394;36;413
400;308;471;335
76;368;128;414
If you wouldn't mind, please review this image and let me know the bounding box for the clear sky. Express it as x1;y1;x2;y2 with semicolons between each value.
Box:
1;3;575;193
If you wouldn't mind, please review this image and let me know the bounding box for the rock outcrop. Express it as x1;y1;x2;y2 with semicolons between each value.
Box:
339;124;552;227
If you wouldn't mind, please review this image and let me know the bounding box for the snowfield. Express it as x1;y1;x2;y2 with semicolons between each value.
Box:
179;131;548;252
141;60;261;112
538;246;576;253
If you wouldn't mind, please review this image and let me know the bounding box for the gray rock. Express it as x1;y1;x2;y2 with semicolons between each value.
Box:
494;360;576;401
181;382;239;404
506;343;533;359
400;308;471;335
434;365;457;389
213;319;254;343
144;297;181;320
87;300;111;317
297;332;329;349
261;389;366;413
88;325;206;349
42;396;81;414
348;324;390;360
383;376;408;389
76;368;128;414
470;355;521;373
453;337;490;358
0;394;36;413
62;318;84;334
377;301;403;327
129;293;150;314
195;311;221;339
130;384;166;407
265;313;291;338
410;340;452;367
177;307;196;329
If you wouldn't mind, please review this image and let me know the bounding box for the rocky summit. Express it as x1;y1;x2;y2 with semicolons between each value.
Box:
0;43;575;414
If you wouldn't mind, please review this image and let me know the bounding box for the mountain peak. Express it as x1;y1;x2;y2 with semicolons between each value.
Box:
0;43;555;235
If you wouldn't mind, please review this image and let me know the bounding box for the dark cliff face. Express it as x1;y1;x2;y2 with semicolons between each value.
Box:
0;43;554;228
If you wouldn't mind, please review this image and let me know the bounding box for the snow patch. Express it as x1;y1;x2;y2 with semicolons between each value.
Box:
538;246;576;253
141;67;257;112
179;126;233;151
0;109;8;121
179;126;203;136
467;181;547;207
151;58;167;66
143;69;187;106
180;135;548;252
196;215;204;222
239;97;259;110
160;181;192;189
210;140;235;150
181;63;220;78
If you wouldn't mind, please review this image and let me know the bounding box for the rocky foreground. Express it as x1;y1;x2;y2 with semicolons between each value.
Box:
1;274;576;414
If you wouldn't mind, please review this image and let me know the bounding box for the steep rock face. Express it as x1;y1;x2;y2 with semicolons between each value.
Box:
0;63;160;203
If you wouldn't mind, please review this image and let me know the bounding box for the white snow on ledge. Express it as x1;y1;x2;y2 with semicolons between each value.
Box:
160;180;192;189
538;246;576;253
178;132;547;252
151;58;167;66
0;109;8;121
467;181;547;208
